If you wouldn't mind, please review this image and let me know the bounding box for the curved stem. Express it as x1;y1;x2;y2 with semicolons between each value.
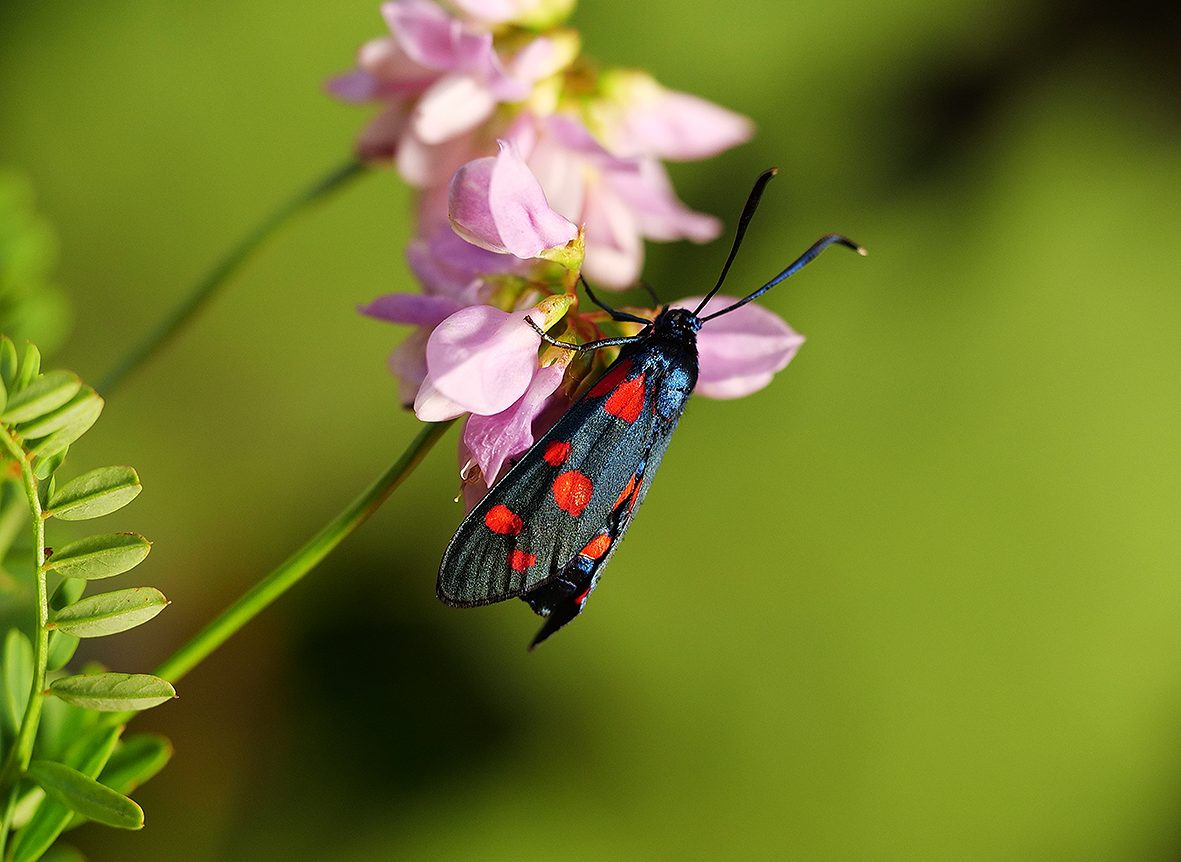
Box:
0;430;47;856
153;420;452;686
98;159;368;395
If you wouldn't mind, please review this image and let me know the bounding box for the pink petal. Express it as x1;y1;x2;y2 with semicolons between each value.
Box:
384;0;491;71
675;296;805;399
406;224;526;299
327;69;381;103
357;37;438;93
580;184;643;288
448;155;503;251
508;37;564;84
412;74;496;144
425;305;543;415
359;293;462;327
524;128;586;221
449;141;577;258
545;114;634;169
462;362;565;485
607;159;721;243
356;106;409;162
695;370;776;400
395;126;478;188
413;373;470;421
489;140;578;257
618;88;754;161
389;328;432;406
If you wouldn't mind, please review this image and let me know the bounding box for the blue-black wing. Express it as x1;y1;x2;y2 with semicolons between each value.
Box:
438;344;692;623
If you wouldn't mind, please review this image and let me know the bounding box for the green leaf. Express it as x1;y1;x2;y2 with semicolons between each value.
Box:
0;373;7;414
1;370;80;425
98;733;172;796
45;632;79;673
48;578;86;613
32;447;68;481
24;390;103;470
44;534;151;581
35;682;89;766
26;760;143;830
3;628;34;738
46;580;86;667
49;587;168;637
44;466;141;521
15;343;41;393
0;336;18;388
49;673;175;712
11;723;120;862
17;388;101;441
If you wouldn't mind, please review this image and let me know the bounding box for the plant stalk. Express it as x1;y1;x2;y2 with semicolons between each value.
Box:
154;420;451;687
98;159;367;395
0;432;48;856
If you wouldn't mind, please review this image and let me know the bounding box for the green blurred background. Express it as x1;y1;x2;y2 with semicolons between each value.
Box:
3;0;1181;858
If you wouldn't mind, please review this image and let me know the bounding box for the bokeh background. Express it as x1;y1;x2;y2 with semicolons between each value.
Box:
3;0;1181;858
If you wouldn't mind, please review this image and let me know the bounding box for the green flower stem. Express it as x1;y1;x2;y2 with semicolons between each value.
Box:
0;430;48;857
152;419;453;688
73;422;451;836
98;159;368;395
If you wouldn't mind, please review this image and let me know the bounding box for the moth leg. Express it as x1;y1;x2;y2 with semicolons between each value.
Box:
527;317;643;351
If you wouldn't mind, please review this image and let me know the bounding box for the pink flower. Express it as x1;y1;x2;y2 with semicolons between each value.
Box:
674;297;805;399
516;115;721;288
416;294;572;420
449;140;579;260
360;293;464;405
462;360;566;485
416;305;541;420
406;221;528;300
590;70;754;161
329;0;578;185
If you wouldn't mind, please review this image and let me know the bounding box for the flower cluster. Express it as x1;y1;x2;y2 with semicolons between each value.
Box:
337;0;803;506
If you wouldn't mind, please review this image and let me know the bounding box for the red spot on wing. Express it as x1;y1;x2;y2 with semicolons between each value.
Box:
484;504;523;536
552;470;594;517
509;549;537;572
580;533;612;560
613;475;638;510
543;441;571;466
574;587;591;605
604;373;646;423
588;360;633;398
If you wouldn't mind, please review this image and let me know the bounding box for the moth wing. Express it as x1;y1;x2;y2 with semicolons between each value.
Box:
438;357;662;607
525;421;681;647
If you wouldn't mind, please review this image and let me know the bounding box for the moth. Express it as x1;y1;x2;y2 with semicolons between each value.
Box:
438;168;864;647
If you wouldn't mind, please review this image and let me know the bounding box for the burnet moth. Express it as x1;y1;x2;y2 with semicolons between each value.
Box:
438;168;865;648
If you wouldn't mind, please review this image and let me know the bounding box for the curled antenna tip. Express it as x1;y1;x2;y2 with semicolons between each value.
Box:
768;166;780;176
830;234;867;256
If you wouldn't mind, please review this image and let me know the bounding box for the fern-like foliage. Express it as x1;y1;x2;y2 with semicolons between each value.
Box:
0;336;172;862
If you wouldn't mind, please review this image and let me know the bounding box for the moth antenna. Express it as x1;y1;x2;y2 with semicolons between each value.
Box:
698;234;866;322
693;167;780;317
